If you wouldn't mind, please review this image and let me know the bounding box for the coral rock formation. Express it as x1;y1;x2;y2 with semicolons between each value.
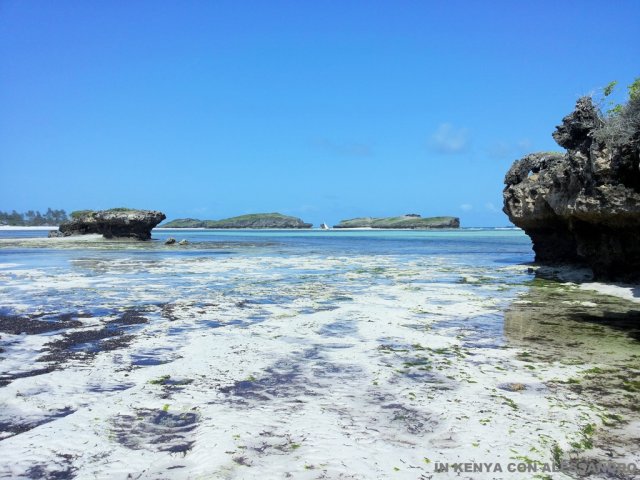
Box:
503;97;640;279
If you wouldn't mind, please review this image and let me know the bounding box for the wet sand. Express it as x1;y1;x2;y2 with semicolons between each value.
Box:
0;242;638;479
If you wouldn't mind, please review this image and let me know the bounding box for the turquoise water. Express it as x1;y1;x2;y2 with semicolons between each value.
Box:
0;228;533;323
0;227;533;259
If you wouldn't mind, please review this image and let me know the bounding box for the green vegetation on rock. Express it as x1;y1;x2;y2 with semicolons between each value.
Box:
594;76;640;148
162;212;312;229
161;218;205;228
70;208;140;220
334;214;460;229
70;210;94;219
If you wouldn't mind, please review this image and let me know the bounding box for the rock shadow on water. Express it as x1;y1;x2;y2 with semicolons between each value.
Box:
568;310;640;342
504;284;640;353
504;282;640;462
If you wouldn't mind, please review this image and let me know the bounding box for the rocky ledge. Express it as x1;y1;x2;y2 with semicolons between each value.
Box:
333;215;460;229
162;213;312;229
54;208;166;240
503;94;640;279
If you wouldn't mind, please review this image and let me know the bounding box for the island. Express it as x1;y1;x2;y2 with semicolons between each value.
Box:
333;214;460;229
161;213;312;229
503;90;640;280
51;208;166;240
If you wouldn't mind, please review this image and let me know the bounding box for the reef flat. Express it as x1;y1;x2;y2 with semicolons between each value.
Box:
0;231;638;479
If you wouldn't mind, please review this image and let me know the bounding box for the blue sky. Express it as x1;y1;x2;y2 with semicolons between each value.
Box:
1;1;639;227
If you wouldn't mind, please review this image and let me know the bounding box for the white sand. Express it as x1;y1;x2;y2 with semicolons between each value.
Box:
0;255;636;479
578;282;640;304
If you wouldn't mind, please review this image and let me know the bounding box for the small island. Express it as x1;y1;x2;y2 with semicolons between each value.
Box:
333;214;460;229
162;212;312;229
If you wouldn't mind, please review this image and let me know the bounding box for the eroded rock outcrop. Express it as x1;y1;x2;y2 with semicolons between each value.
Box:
503;97;640;279
58;209;166;240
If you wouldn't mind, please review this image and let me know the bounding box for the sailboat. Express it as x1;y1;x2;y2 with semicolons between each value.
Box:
320;223;330;230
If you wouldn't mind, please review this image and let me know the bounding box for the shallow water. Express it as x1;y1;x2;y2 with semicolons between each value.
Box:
0;229;638;479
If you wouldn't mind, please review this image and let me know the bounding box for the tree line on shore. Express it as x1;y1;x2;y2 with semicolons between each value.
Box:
0;209;68;226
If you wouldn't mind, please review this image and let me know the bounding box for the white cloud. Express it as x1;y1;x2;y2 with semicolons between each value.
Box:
429;123;470;154
459;203;473;211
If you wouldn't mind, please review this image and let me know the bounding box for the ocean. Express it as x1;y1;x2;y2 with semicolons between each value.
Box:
0;229;638;479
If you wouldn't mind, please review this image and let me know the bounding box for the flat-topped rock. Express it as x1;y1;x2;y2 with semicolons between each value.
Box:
58;208;166;240
162;213;312;229
333;215;460;229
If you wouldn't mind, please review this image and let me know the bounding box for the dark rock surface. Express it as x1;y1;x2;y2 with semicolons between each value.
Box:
58;208;166;240
503;97;640;279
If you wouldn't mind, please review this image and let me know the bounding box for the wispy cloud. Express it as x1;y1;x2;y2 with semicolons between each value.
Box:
459;203;473;212
312;138;373;157
429;123;470;154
